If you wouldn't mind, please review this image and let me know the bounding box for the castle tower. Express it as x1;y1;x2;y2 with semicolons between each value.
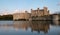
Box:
37;8;40;16
44;7;49;15
37;8;40;11
25;11;28;13
31;9;33;17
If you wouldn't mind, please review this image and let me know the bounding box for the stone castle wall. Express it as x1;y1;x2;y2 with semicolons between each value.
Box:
13;7;49;20
31;7;49;17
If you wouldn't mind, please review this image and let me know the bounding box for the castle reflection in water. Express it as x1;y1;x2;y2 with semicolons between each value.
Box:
0;21;60;33
13;21;50;33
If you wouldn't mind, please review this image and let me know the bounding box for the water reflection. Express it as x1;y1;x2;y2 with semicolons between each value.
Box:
30;21;50;33
0;21;50;33
13;21;50;33
52;21;60;25
13;21;30;31
0;21;60;35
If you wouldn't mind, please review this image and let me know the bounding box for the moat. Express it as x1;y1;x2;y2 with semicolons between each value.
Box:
0;21;60;35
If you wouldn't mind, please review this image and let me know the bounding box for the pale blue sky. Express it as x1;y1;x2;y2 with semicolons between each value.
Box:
0;0;60;14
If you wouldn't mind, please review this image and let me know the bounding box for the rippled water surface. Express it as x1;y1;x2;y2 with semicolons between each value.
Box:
0;21;60;35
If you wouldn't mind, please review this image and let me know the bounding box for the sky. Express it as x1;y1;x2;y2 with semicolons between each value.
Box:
0;0;60;15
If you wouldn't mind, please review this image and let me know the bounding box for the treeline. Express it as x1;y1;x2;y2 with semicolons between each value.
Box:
0;15;13;20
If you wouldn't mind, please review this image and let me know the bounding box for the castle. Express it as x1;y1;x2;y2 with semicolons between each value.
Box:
13;7;49;20
31;7;49;17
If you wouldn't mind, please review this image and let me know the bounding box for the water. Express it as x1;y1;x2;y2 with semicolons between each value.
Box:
0;21;60;35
